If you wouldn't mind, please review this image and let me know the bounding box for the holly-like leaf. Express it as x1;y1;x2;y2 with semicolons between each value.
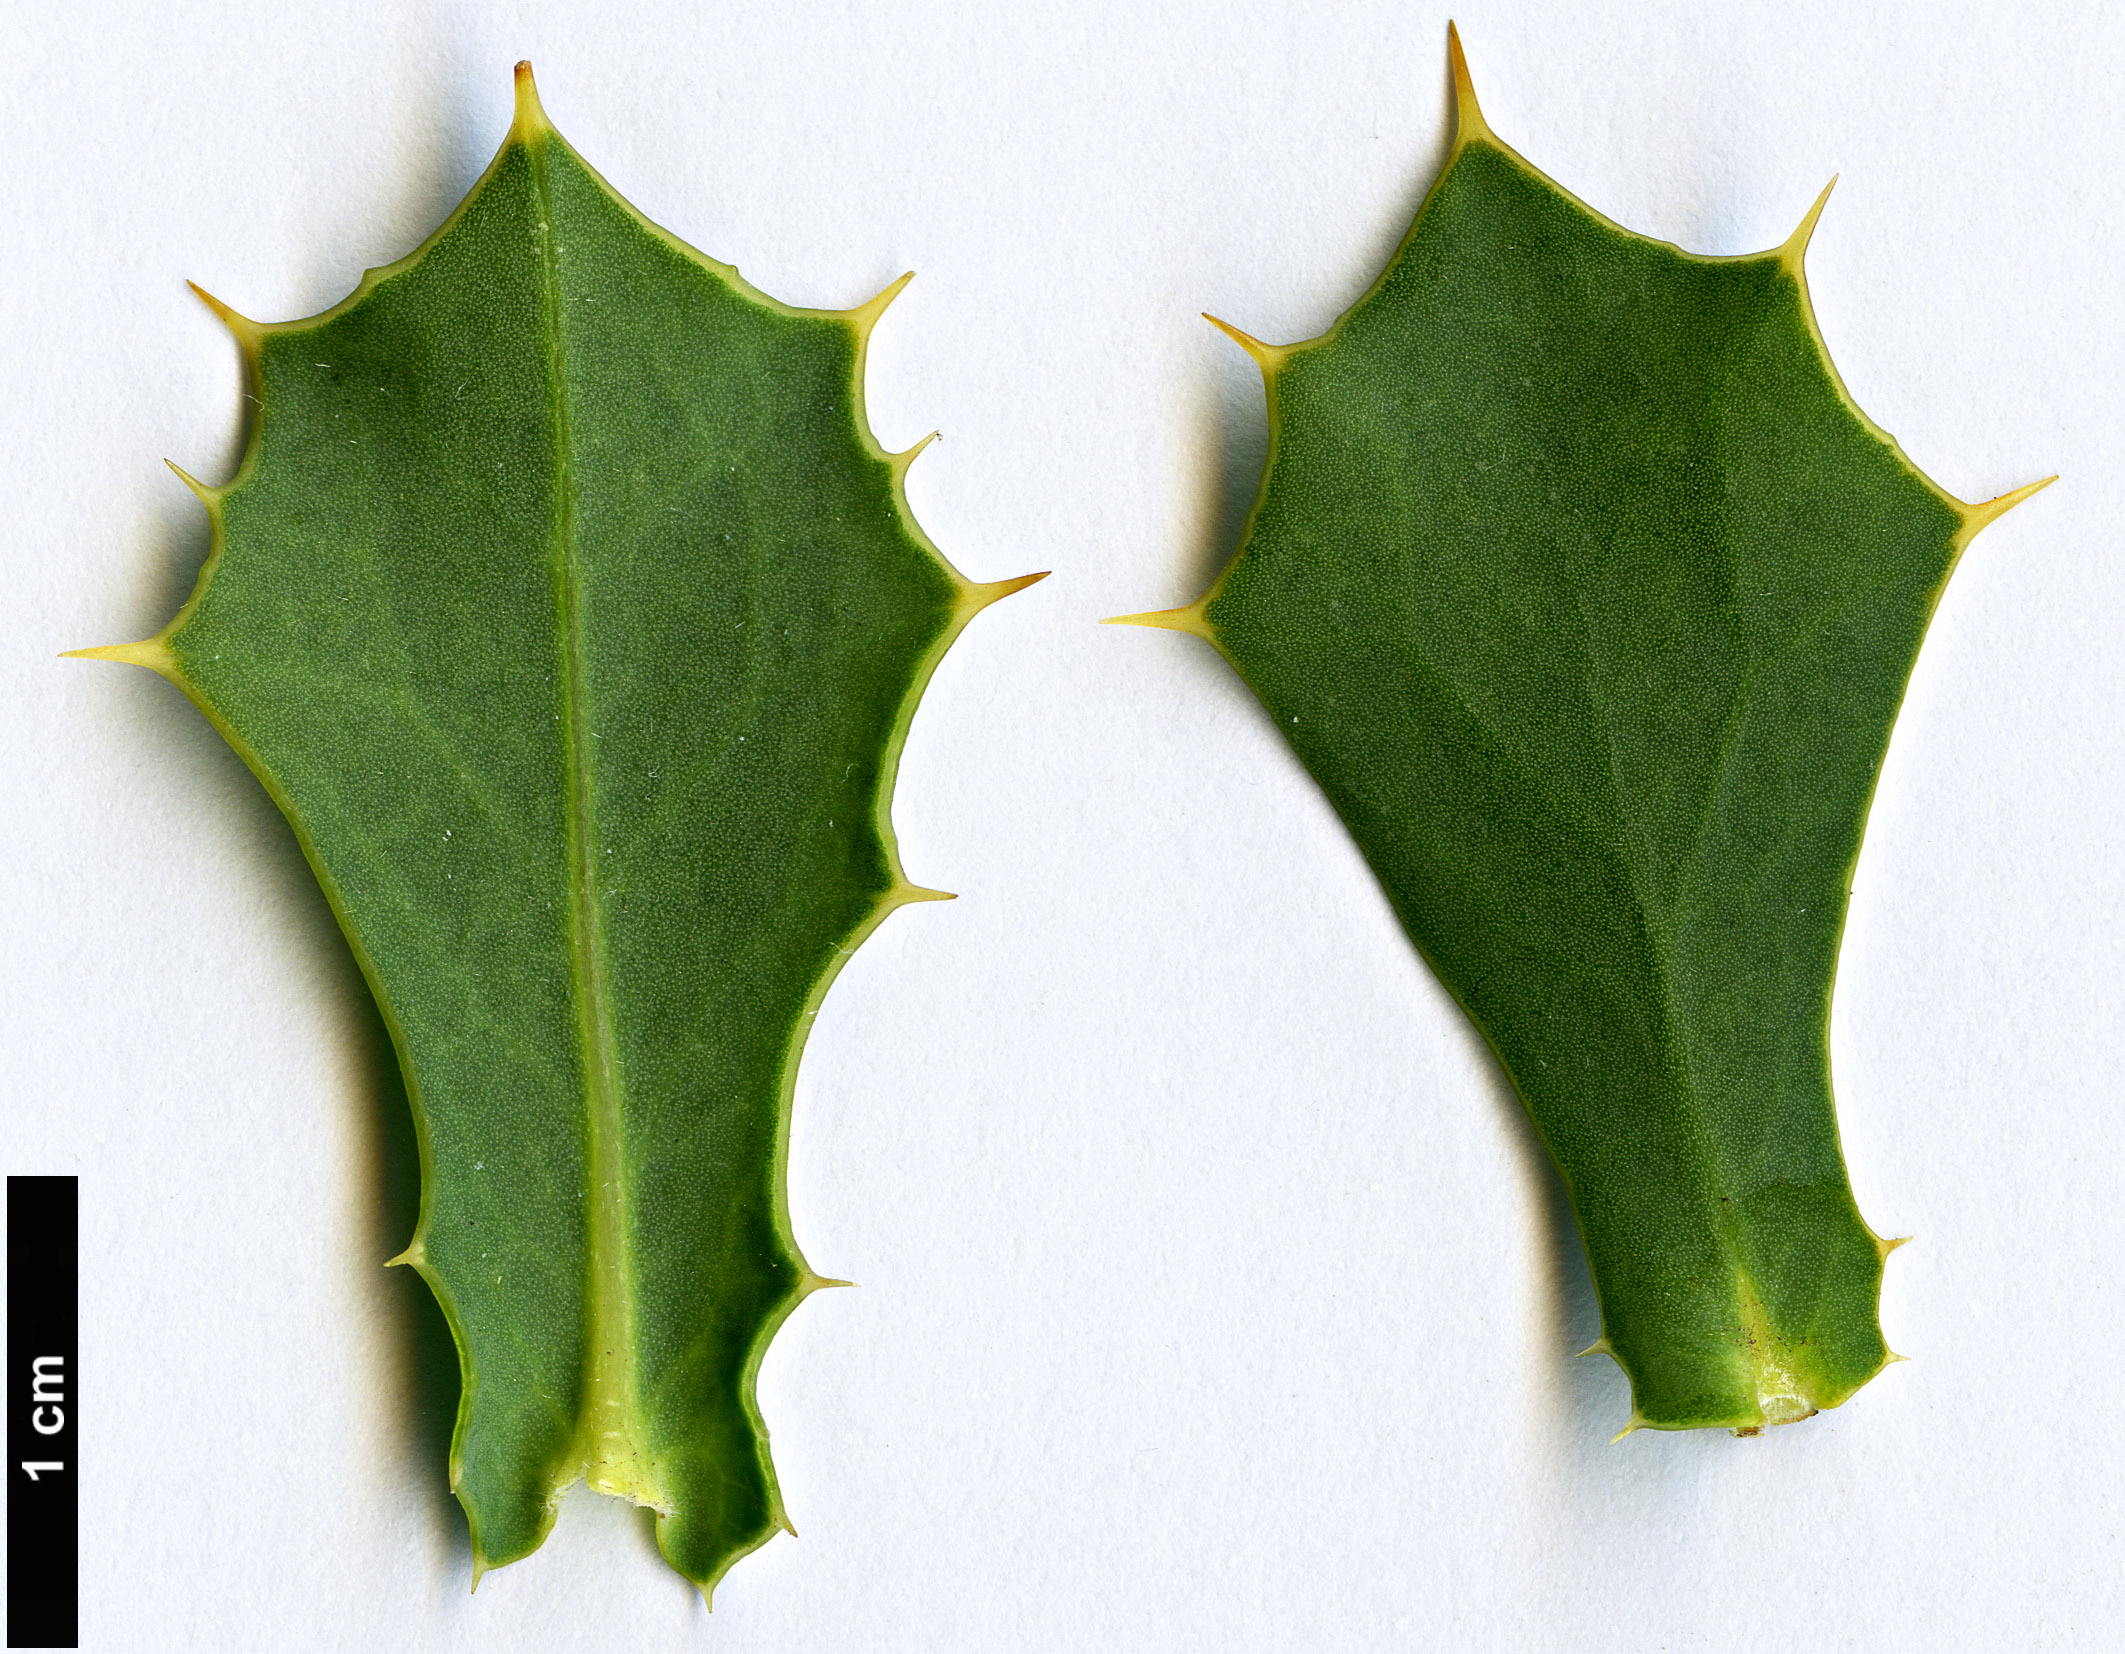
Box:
76;65;1039;1592
1114;29;2045;1434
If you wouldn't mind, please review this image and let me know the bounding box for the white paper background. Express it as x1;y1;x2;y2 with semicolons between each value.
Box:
3;0;2118;1647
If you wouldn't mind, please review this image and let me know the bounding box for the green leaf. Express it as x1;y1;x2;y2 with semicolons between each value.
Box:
76;64;1039;1593
1114;29;2045;1435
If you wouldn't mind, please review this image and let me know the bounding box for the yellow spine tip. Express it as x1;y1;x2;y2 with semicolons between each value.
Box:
62;638;178;675
383;1246;424;1269
959;569;1050;619
1576;1337;1615;1360
1884;1350;1910;1366
849;270;916;336
1202;313;1292;375
893;430;941;474
1779;176;1838;272
511;61;551;138
1446;22;1492;147
892;882;957;906
1958;475;2057;541
1100;600;1215;642
1876;1232;1912;1261
165;459;220;506
1609;1414;1645;1445
186;281;265;353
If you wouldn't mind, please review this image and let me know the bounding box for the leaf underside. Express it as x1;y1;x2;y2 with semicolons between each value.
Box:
1130;34;2038;1433
94;67;1033;1592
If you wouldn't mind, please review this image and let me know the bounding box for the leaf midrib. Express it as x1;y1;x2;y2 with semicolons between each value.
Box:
529;133;648;1502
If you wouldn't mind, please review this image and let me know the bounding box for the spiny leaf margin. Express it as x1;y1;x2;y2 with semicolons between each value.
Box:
75;63;1043;1595
1112;25;2047;1435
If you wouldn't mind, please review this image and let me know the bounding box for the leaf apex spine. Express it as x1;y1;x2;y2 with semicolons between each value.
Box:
1202;313;1291;375
186;281;264;353
891;882;957;906
511;61;553;140
1446;22;1494;149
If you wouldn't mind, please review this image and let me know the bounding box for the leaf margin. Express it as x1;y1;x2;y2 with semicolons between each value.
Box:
1107;21;2052;1434
70;61;1046;1593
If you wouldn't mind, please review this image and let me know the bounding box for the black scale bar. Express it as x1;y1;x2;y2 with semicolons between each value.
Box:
6;1178;76;1650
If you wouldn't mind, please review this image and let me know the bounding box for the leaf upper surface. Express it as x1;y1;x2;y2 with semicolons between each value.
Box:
106;68;1031;1590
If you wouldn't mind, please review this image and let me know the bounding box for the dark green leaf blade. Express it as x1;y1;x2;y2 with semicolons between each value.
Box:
80;66;1037;1591
1120;32;2043;1434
